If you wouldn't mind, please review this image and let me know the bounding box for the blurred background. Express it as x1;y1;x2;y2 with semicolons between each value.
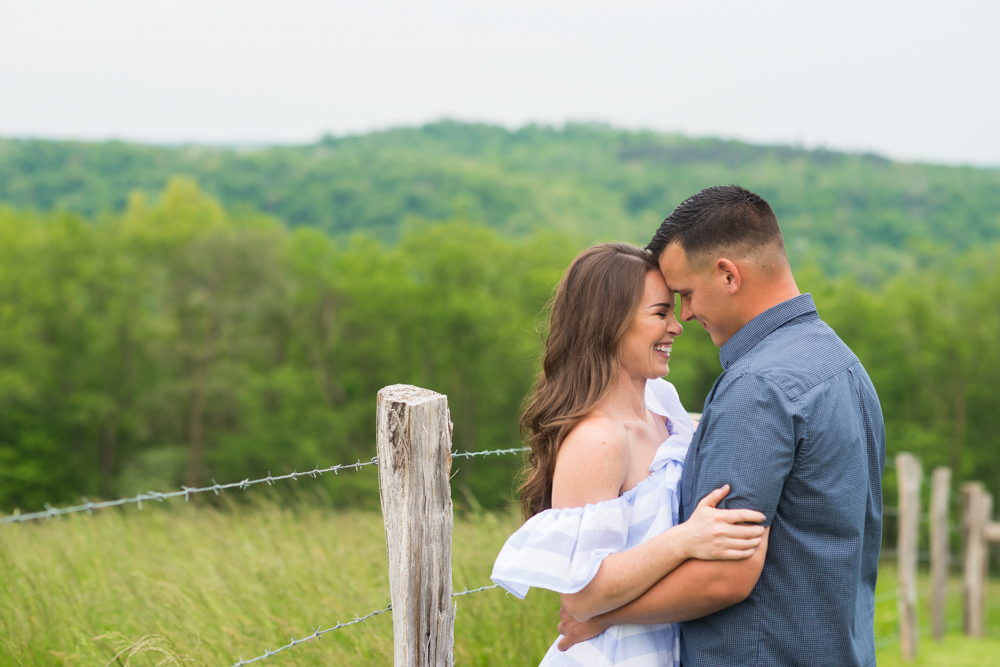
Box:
1;0;998;513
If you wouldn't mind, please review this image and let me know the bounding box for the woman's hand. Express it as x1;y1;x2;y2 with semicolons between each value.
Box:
680;484;765;561
557;604;610;651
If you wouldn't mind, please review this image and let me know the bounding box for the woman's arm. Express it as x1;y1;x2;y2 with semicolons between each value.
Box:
551;421;765;623
558;486;765;621
556;528;770;650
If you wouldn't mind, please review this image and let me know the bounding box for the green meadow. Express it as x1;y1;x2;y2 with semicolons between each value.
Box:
3;498;999;666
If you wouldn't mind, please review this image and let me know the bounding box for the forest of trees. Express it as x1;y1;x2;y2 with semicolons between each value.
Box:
4;121;1000;279
1;123;998;514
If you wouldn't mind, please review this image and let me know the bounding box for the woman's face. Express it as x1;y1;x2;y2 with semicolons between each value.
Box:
619;270;684;379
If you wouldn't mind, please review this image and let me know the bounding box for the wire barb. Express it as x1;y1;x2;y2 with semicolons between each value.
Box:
451;447;529;460
452;583;501;597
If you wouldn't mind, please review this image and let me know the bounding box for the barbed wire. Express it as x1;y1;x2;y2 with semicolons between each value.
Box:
453;583;501;597
875;616;967;652
452;447;530;459
229;583;501;667
0;458;379;526
884;459;972;514
1;446;535;526
879;548;963;564
229;603;392;667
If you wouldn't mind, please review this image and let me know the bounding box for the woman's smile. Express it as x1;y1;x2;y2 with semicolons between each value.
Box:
619;270;683;380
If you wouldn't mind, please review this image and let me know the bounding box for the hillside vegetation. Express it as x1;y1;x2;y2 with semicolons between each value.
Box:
3;122;1000;279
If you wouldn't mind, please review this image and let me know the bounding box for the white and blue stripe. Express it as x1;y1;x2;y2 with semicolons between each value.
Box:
492;378;694;667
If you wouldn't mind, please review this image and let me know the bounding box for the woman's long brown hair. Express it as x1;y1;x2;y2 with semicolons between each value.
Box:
518;242;658;519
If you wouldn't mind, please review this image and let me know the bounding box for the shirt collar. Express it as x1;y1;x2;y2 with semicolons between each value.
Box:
718;293;818;370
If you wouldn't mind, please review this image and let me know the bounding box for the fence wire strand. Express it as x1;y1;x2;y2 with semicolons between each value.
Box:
1;458;380;525
451;447;530;459
2;446;534;526
229;603;392;667
453;583;501;597
230;583;501;666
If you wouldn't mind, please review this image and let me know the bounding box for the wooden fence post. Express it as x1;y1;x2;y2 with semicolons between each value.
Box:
896;453;921;661
962;482;986;638
929;466;951;641
377;385;455;667
984;492;994;618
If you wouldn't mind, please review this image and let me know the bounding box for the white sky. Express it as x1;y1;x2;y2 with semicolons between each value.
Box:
1;0;998;166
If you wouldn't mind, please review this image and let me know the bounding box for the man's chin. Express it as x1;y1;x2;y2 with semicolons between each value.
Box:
694;319;726;347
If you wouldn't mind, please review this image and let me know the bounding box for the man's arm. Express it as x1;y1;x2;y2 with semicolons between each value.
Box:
606;526;769;623
558;527;769;650
557;374;792;649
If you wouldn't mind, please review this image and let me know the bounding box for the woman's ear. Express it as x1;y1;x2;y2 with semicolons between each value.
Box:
715;258;742;294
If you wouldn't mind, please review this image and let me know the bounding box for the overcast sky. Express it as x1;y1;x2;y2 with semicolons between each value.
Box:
2;0;998;166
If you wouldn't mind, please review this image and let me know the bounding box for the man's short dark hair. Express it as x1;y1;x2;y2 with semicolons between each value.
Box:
646;185;785;265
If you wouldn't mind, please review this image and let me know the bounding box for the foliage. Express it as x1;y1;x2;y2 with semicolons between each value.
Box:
806;257;1000;491
1;179;999;512
0;181;575;511
3;122;1000;280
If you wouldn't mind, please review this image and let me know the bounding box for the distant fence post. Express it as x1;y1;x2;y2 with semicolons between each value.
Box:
985;492;995;623
984;499;1000;542
962;482;986;638
896;453;921;661
930;466;951;641
377;385;456;667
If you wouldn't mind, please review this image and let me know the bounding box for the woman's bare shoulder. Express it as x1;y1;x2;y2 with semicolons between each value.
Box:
551;416;630;509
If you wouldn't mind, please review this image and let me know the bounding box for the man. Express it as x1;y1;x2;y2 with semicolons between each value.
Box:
557;185;884;666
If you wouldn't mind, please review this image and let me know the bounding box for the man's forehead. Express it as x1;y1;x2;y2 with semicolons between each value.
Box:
657;243;698;289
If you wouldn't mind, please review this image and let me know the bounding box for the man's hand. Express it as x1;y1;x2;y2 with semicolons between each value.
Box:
556;604;610;651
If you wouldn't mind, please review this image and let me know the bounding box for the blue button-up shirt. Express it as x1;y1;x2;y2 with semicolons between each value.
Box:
679;293;885;667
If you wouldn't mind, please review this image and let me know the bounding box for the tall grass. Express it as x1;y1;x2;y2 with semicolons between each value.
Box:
0;498;559;666
2;499;999;666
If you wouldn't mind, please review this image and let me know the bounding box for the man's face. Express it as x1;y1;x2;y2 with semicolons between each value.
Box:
657;241;740;347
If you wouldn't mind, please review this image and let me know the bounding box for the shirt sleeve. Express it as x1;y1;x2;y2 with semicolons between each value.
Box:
692;373;797;526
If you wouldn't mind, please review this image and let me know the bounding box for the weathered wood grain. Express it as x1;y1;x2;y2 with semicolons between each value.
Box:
377;385;455;667
962;482;986;638
929;466;951;641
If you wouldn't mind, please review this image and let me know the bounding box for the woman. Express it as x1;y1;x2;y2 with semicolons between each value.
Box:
491;243;765;666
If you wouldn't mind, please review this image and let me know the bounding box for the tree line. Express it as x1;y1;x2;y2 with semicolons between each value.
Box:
1;179;997;513
3;121;1000;282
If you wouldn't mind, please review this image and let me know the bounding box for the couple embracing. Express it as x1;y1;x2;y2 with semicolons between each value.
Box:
492;186;885;667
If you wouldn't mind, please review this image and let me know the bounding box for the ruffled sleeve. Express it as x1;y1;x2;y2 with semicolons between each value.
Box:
490;499;629;599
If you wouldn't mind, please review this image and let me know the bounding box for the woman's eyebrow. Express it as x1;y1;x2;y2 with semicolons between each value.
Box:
648;302;673;309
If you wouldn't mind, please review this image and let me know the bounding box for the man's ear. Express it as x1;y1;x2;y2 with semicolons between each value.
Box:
715;258;742;294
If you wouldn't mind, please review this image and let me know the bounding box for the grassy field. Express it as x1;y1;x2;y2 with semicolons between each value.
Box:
2;499;1000;666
